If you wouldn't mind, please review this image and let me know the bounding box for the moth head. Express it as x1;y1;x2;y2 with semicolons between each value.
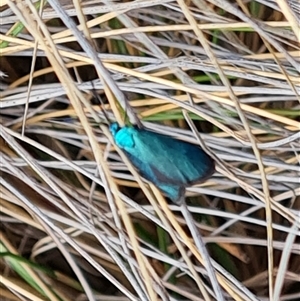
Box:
109;123;120;136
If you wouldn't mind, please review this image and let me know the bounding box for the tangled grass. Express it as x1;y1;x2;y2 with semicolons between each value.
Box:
0;0;299;300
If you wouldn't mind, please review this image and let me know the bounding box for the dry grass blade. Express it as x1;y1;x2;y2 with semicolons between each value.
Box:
1;0;299;301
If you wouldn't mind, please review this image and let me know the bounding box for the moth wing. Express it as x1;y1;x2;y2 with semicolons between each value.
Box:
133;129;215;186
114;126;214;203
122;150;186;203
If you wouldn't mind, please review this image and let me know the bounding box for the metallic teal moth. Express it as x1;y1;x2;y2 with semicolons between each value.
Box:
110;123;215;204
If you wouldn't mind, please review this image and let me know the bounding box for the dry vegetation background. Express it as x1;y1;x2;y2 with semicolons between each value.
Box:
0;0;299;300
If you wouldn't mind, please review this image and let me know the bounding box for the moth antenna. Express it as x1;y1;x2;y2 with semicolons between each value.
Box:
122;99;143;129
90;81;110;124
134;108;143;129
91;80;142;128
187;93;195;106
135;116;143;129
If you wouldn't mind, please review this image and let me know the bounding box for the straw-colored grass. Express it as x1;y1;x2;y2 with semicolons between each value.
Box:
1;0;299;300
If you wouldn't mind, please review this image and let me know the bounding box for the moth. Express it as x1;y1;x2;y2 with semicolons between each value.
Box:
109;123;215;204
